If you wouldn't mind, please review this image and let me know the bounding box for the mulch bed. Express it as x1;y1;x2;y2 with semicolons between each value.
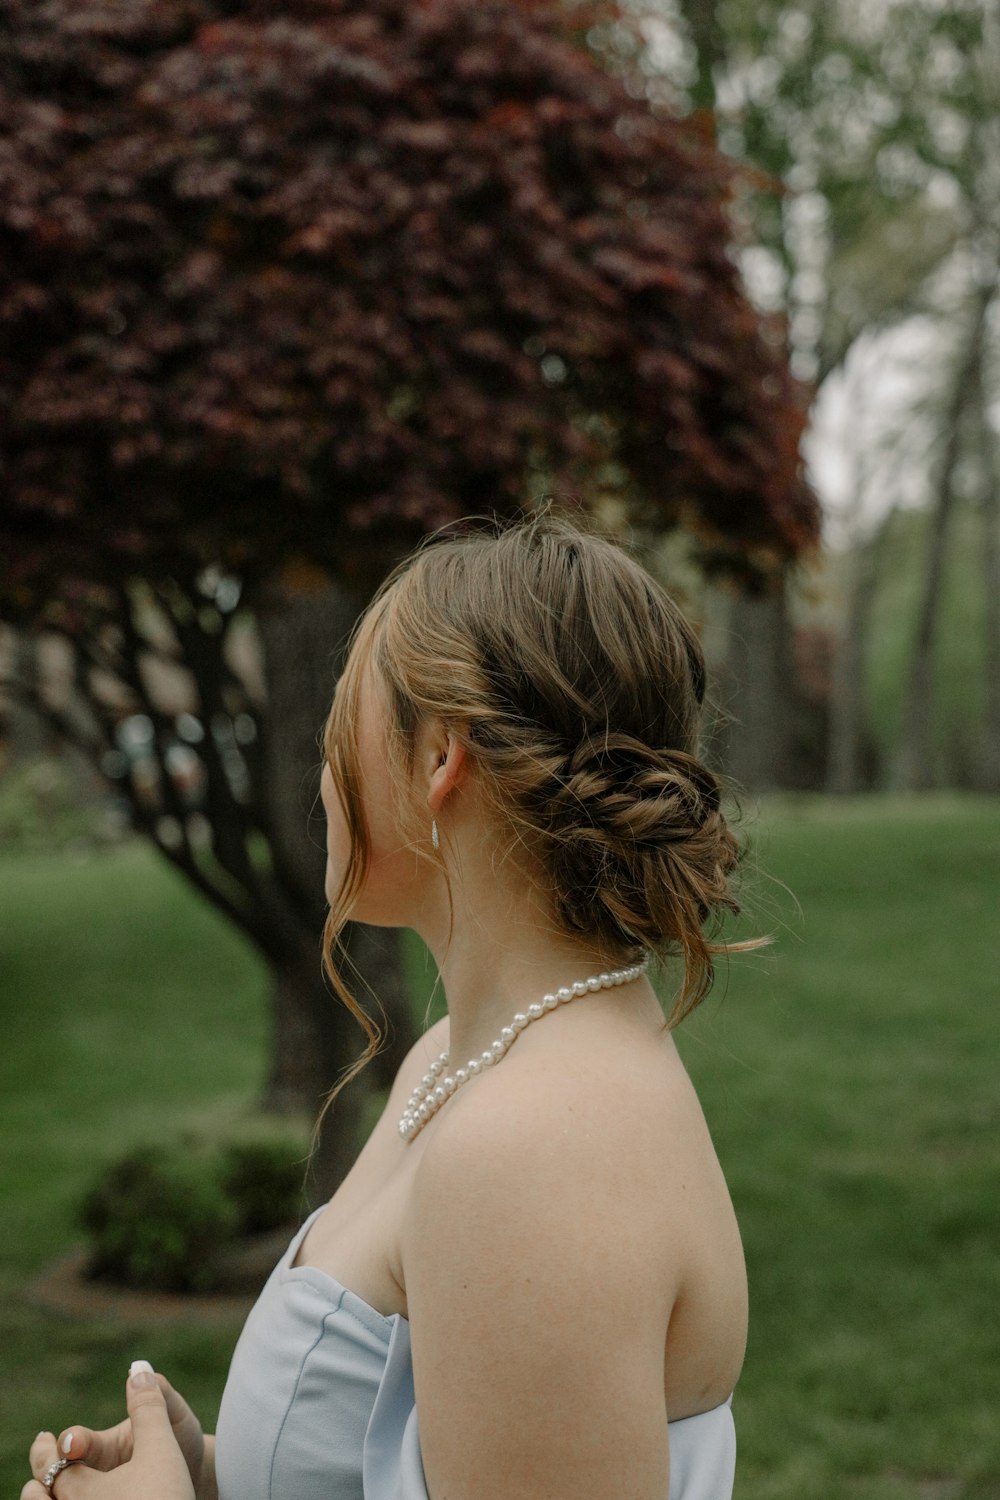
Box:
23;1226;297;1326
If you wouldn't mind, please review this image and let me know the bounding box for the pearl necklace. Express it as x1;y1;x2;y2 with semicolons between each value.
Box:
398;955;650;1142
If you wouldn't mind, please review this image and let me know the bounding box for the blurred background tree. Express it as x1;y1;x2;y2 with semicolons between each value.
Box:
0;0;816;1190
614;0;999;792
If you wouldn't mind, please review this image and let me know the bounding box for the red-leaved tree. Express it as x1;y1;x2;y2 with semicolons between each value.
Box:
0;0;818;1191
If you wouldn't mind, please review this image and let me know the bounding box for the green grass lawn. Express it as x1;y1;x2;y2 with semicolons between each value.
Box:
1;795;997;1499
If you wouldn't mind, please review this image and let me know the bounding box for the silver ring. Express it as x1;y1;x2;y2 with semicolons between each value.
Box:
42;1458;76;1495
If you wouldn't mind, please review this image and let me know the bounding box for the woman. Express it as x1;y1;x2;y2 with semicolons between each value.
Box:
26;511;755;1500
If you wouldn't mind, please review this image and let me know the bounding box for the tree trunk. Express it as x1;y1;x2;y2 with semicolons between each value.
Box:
678;0;725;115
893;285;991;790
676;0;804;794
266;950;372;1205
264;966;333;1116
977;392;1000;792
826;519;890;794
702;582;795;791
256;574;416;1188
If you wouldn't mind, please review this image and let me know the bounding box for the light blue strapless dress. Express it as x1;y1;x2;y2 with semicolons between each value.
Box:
215;1206;736;1500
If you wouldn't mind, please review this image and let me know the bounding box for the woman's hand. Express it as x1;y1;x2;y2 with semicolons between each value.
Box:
39;1365;205;1488
23;1365;197;1500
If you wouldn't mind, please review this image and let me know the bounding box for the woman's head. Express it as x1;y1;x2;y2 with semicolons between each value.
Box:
321;509;750;1057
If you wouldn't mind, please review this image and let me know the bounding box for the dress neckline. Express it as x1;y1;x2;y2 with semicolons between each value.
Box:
278;1209;735;1425
280;1205;402;1335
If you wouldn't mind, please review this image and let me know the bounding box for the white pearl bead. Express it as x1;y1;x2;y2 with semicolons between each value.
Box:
587;976;603;991
571;980;587;996
542;993;559;1010
455;1067;468;1083
528;1003;542;1019
421;1072;433;1090
512;1013;528;1030
500;1027;515;1044
417;1103;430;1120
491;1039;505;1058
432;1085;445;1102
468;1058;481;1074
443;1076;456;1092
557;986;573;1001
599;973;610;987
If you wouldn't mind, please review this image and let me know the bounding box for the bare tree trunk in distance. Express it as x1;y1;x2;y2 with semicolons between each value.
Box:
826;377;892;794
681;0;725;115
975;0;1000;793
893;283;992;790
826;526;888;794
677;0;799;791
703;583;795;791
977;385;1000;792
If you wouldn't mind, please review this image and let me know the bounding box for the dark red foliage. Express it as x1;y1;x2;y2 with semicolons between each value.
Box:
0;0;818;618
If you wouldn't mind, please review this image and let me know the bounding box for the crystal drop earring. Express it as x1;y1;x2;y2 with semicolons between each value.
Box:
431;818;440;850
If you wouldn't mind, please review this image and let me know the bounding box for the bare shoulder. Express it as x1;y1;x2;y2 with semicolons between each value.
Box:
402;1059;688;1310
414;1026;708;1188
414;1055;667;1176
399;1070;680;1499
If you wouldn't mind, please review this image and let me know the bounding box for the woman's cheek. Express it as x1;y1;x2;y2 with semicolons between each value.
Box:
323;805;351;907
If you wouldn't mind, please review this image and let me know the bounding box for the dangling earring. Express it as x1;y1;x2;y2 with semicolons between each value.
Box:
431;818;440;850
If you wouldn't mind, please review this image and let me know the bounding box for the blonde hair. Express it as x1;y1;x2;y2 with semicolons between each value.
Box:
318;509;762;1116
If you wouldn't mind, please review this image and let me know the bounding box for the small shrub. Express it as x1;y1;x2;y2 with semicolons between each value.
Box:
78;1132;308;1293
79;1143;239;1294
220;1137;306;1235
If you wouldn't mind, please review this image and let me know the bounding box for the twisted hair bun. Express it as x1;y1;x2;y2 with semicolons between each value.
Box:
544;737;740;1006
325;509;758;1031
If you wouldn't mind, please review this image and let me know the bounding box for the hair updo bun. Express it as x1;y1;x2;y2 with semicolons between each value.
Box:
322;509;760;1075
544;736;741;998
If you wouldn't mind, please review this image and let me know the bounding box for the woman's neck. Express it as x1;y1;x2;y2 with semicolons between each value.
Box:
409;816;659;1067
416;908;656;1070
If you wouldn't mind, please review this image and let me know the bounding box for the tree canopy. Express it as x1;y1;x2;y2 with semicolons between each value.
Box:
0;0;818;625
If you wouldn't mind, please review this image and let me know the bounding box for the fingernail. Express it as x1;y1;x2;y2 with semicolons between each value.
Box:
61;1434;73;1455
36;1432;47;1441
129;1359;156;1391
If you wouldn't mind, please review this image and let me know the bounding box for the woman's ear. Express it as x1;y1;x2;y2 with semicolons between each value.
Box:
426;729;468;815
